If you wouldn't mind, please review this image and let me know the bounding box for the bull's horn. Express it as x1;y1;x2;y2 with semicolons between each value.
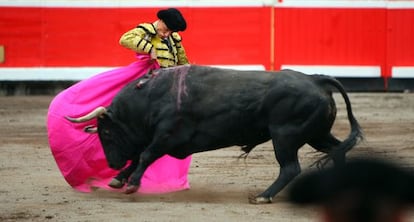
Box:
84;125;98;133
65;106;107;123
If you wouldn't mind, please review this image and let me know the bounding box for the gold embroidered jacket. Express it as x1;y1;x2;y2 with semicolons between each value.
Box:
119;23;189;68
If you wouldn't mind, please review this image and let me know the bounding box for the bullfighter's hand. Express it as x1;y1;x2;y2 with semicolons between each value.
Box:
150;49;157;60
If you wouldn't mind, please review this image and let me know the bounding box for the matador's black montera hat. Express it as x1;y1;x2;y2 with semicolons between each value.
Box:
157;8;187;32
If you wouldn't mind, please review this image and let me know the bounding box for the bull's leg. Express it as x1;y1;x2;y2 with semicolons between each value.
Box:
309;133;340;153
308;133;345;168
108;159;139;189
123;120;190;194
124;149;165;194
251;129;303;204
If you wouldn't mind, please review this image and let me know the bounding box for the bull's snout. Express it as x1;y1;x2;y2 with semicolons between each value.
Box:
108;163;122;170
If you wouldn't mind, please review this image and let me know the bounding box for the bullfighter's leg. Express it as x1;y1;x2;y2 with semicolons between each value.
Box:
108;159;139;189
250;127;304;204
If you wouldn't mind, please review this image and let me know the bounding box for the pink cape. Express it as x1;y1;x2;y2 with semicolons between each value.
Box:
47;54;191;193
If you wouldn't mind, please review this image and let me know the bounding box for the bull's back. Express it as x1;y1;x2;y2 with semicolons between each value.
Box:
124;65;329;120
184;66;273;112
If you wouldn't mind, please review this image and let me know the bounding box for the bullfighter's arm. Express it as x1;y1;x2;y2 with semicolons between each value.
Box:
119;24;155;54
171;33;189;65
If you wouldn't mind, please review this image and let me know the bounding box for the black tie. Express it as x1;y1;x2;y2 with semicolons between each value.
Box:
162;39;173;53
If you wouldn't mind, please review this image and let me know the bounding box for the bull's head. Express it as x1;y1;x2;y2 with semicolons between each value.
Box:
65;107;135;170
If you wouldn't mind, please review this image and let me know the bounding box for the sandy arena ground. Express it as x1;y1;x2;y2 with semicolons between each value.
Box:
0;93;413;222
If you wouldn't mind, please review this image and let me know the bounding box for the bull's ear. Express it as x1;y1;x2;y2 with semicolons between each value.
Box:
84;125;98;133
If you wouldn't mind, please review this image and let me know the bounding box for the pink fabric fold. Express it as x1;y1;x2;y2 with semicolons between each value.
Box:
47;54;191;194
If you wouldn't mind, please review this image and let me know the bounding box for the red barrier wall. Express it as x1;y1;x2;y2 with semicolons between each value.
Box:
0;3;413;86
274;7;387;71
386;8;414;77
0;7;270;68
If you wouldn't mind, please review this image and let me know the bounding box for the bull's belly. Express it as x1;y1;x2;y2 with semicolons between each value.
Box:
169;127;271;158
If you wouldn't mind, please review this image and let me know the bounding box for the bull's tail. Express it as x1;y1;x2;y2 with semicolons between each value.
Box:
314;75;364;167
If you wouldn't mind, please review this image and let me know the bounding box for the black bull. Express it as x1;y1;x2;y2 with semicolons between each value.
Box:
66;65;363;204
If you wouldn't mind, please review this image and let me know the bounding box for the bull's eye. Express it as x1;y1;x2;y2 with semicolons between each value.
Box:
102;129;111;138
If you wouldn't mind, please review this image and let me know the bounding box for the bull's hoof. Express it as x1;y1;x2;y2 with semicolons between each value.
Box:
248;196;273;204
125;185;139;194
108;178;125;189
